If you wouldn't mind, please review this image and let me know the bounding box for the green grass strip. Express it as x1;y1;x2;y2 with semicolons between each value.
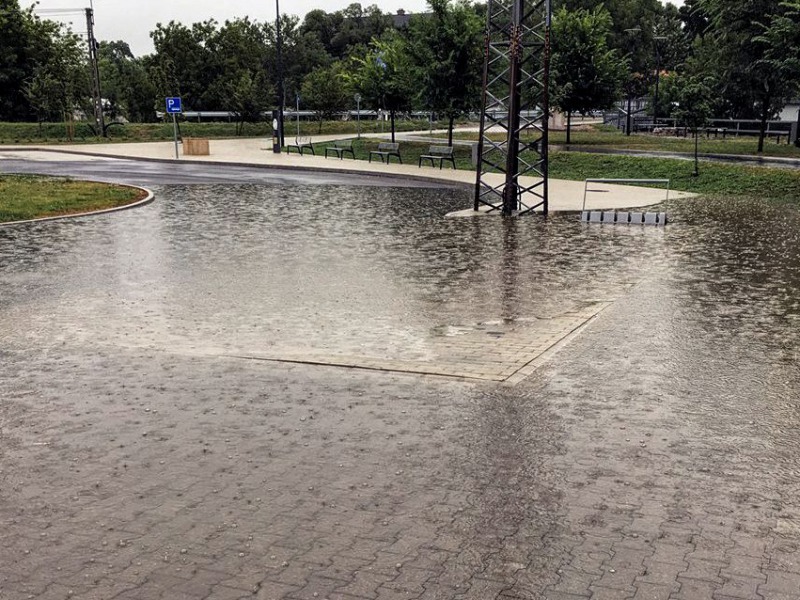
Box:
0;175;145;223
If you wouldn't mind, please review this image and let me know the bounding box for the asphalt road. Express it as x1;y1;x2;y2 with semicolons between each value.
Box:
0;155;453;188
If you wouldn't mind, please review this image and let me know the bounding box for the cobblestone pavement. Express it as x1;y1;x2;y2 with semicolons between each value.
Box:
2;184;800;600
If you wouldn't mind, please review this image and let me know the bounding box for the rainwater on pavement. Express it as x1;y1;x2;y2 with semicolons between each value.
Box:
1;168;800;599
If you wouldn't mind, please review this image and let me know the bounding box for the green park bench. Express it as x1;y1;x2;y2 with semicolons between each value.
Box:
369;142;402;164
324;139;355;159
287;137;314;155
418;145;456;169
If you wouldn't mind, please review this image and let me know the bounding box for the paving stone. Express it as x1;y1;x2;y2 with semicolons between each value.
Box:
588;585;634;599
671;577;718;600
632;583;673;600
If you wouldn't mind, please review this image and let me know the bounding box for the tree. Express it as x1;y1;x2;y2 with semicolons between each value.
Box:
405;0;483;145
229;72;272;135
551;6;628;143
672;74;715;176
98;41;157;122
278;18;332;97
700;0;800;153
150;20;216;110
345;33;415;142
0;0;35;120
679;0;711;41
0;1;88;122
556;0;664;72
328;4;393;58
756;1;800;148
25;18;88;126
300;63;351;133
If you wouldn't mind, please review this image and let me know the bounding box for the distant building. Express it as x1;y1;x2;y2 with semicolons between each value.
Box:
392;9;434;28
780;100;800;121
392;9;413;28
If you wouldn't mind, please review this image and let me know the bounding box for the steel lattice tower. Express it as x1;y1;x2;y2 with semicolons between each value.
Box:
474;0;552;216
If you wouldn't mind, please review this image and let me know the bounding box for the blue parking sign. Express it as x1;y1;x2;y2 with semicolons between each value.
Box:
166;97;182;114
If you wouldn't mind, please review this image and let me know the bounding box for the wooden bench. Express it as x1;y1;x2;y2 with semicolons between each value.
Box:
369;142;402;164
418;145;455;169
324;139;355;159
287;137;314;155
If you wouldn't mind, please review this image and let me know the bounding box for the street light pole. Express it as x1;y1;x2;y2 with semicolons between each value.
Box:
652;36;667;126
275;0;285;149
354;94;361;139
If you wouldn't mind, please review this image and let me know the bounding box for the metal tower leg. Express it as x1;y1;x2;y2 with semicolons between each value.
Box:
474;0;551;217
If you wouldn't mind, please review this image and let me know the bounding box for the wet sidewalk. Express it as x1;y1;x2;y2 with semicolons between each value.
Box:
1;161;799;600
0;136;692;213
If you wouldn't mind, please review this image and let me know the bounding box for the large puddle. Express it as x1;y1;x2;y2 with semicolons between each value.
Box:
1;184;799;383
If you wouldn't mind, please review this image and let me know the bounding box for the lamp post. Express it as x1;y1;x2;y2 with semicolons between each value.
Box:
354;94;361;139
652;36;667;126
275;0;285;149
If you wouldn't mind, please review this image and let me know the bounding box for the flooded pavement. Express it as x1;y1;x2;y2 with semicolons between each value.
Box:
1;180;800;600
0;156;453;188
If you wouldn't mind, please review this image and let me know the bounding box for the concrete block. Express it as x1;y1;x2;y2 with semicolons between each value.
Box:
580;211;590;222
644;212;658;225
589;211;602;223
658;212;668;225
616;212;630;224
603;211;616;223
629;212;643;224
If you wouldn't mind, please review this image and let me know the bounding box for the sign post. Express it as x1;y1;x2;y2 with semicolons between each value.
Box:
165;97;182;159
272;110;281;153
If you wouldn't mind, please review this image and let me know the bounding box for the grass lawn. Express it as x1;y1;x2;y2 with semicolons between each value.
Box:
453;124;800;159
307;138;800;203
0;118;460;146
0;175;146;223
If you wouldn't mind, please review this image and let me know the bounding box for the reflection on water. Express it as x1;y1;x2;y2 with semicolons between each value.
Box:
0;184;798;377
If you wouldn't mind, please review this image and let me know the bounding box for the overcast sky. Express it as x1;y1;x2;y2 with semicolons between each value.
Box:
32;0;684;56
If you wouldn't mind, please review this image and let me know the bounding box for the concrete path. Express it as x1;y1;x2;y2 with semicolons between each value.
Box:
0;139;691;213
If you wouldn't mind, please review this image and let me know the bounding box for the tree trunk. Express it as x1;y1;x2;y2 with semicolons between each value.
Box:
448;115;454;147
757;99;770;154
390;110;396;143
566;111;572;145
795;108;800;148
626;98;632;137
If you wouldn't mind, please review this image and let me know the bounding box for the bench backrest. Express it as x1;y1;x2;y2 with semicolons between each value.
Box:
429;145;453;156
334;139;354;148
295;137;311;145
377;142;399;151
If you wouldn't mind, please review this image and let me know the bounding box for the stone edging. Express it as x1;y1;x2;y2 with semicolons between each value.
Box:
0;182;155;227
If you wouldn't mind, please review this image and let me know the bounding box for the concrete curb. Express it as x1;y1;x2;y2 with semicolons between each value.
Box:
0;182;155;227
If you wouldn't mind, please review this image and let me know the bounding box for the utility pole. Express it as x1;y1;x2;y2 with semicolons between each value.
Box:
85;7;105;137
474;0;552;217
275;0;285;148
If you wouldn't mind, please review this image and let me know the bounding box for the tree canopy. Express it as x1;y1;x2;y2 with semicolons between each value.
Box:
0;0;798;156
